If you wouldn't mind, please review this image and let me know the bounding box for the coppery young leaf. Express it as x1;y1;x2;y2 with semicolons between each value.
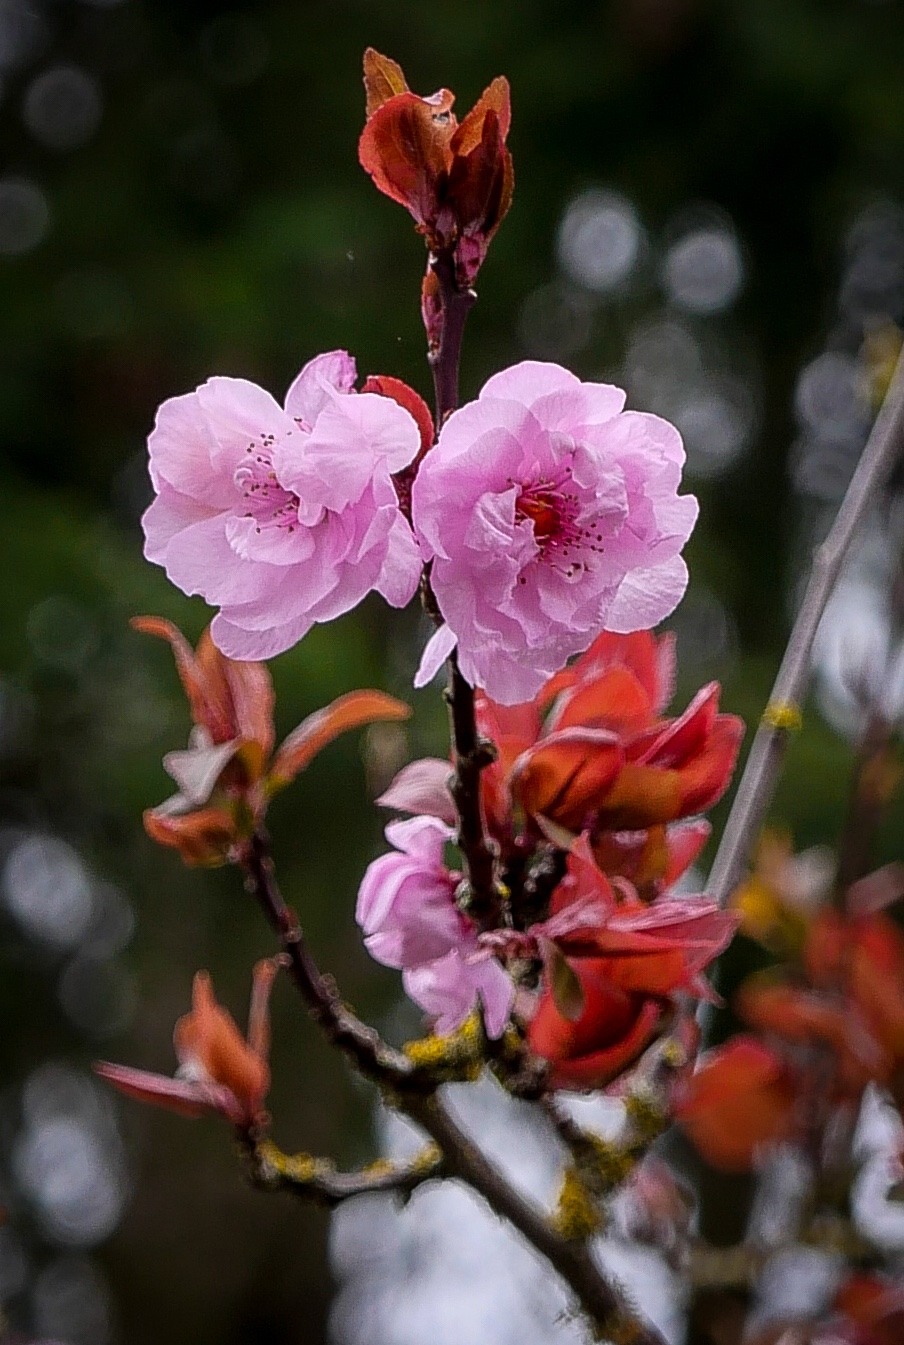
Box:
363;48;409;118
269;690;411;789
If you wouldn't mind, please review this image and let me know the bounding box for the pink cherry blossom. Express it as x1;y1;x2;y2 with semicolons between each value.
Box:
356;816;514;1037
142;350;423;661
411;360;698;704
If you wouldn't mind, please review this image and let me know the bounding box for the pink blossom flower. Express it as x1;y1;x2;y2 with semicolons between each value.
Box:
142;350;423;661
356;816;514;1036
411;361;698;704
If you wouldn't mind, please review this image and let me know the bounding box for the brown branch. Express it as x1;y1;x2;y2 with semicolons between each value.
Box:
244;830;666;1342
446;653;501;927
422;247;501;928
241;829;418;1090
242;1135;443;1208
427;248;476;427
403;1092;669;1345
707;340;904;908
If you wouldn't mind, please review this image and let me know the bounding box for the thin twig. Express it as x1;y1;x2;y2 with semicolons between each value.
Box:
707;341;904;908
242;1135;443;1208
241;830;417;1089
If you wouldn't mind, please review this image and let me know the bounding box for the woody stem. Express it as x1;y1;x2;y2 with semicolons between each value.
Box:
242;829;416;1089
401;1093;668;1345
423;247;500;926
427;247;476;427
246;831;664;1338
707;341;904;908
446;653;501;926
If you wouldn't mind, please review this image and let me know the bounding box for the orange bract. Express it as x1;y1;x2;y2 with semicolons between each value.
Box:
675;1037;797;1172
96;961;279;1128
136;617;411;866
501;630;742;893
528;959;663;1090
174;971;270;1121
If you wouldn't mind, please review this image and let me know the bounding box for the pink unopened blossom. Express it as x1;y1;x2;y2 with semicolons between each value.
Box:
142;351;423;661
356;816;514;1037
411;361;698;704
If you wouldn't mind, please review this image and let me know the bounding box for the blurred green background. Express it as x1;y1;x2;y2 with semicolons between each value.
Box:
1;0;904;1341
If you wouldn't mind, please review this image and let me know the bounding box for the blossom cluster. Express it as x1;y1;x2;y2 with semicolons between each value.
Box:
143;353;697;705
85;41;904;1345
359;629;742;1083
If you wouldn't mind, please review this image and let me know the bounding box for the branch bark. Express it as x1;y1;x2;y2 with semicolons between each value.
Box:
427;248;476;427
245;830;666;1343
707;341;904;908
446;653;501;926
242;1135;443;1208
242;829;417;1089
403;1092;668;1345
424;248;501;926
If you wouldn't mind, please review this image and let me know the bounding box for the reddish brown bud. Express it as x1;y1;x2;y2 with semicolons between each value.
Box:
358;51;513;285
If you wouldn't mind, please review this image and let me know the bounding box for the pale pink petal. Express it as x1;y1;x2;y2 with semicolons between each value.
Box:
598;409;687;467
284;392;420;505
413;395;544;471
377;758;456;824
224;511;317;566
374;513;422;608
141;487;216;564
155;513;276;606
479;360;580;407
529;383;626;433
403;949;513;1038
472;956;517;1038
384;814;455;859
605;555;690;633
357;816;460;971
196;376;291;465
283;349;357;424
414;624;458;688
211;611;315;661
149;392;235;507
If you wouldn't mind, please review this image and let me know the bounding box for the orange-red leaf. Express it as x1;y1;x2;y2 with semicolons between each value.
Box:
358;92;454;223
269;690;411;789
510;728;623;830
93;1062;216;1119
143;805;235;867
675;1037;795;1171
132;616;211;730
174;971;269;1119
450;76;511;156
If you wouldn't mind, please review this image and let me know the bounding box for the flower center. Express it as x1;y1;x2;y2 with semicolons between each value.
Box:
515;489;560;544
234;433;301;534
514;471;607;577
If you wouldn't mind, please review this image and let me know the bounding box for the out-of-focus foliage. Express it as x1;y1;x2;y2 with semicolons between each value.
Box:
1;1;904;1343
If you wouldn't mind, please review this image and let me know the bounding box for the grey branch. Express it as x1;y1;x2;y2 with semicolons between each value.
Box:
707;341;904;908
244;1137;444;1208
